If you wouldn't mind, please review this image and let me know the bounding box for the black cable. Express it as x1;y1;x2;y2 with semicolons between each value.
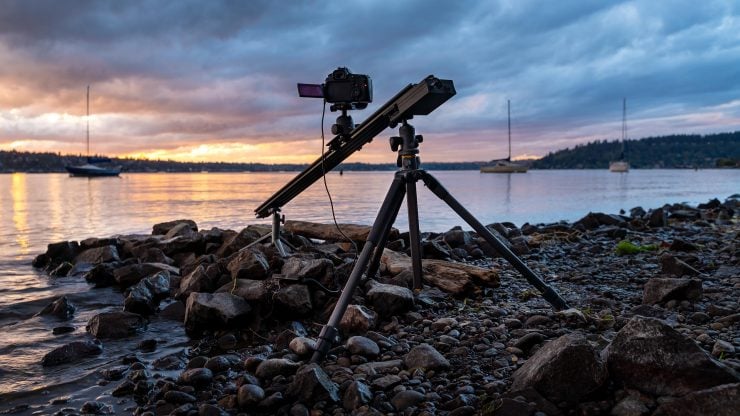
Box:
320;101;360;258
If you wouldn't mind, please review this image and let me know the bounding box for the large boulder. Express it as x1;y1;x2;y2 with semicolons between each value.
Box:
113;262;179;288
281;256;333;282
74;245;120;265
36;296;75;319
603;316;740;396
184;292;251;336
152;219;198;236
367;282;414;317
216;279;270;303
87;311;146;339
511;333;607;404
41;339;103;366
226;248;270;281
178;265;217;300
653;383;740;416
285;220;398;242
642;278;702;304
124;271;171;315
274;284;313;317
214;227;264;258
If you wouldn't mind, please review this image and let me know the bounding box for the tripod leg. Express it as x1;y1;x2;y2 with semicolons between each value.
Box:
311;176;407;363
365;178;406;281
405;174;424;289
421;172;569;310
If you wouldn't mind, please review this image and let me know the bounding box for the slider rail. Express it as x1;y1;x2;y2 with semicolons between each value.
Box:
255;75;455;218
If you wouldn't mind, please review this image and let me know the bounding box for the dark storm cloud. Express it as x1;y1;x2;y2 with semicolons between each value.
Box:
1;0;739;160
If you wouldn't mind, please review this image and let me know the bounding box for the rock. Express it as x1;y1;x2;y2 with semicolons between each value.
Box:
36;296;75;319
74;245;119;265
346;336;380;357
603;316;740;396
40;241;79;264
83;263;117;287
41;339;103;366
214;226;263;257
630;206;646;218
281;256;333;281
178;265;217;299
513;332;547;353
404;343;450;371
86;311;146;339
255;358;300;380
431;317;458;331
285;220;397;242
642;278;702;304
391;390;425;411
237;384;265;408
274;284;313;317
152;219;198;235
204;355;233;373
648;208;666;227
713;340;735;357
184;292;251;336
339;304;378;334
286;363;340;403
226;248;270;280
165;222;199;239
80;401;110;415
611;394;650;416
164;390;196;404
367;282;414;317
288;337;316;357
216;279;269;302
511;333;607;403
178;367;213;386
659;253;700;277
343;380;373;411
670;238;698;252
52;326;75;335
113;262;179;288
443;227;472;247
653;383;740;416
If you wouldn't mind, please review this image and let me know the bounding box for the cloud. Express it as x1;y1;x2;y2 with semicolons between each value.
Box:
1;0;739;162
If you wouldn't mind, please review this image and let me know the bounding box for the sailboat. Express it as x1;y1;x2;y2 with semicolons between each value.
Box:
65;86;121;177
480;100;528;173
609;98;629;173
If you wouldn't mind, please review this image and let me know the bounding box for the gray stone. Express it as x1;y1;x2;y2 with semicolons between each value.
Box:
226;248;270;280
36;296;75;319
164;390;196;404
178;367;213;386
653;383;740;416
74;245;119;265
403;343;450;371
113;262;179;288
343;380;373;411
184;292;251;336
216;278;270;302
274;284;313;317
648;208;666;227
41;339;102;366
177;265;216;300
391;390;424;411
659;253;700;277
346;336;380;357
642;278;702;304
255;358;300;380
288;337;316;357
712;340;735;357
86;311;146;339
286;363;340;403
367;282;415;317
339;304;377;334
152;219;198;235
281;256;333;281
603;316;740;396
237;384;265;408
511;333;607;404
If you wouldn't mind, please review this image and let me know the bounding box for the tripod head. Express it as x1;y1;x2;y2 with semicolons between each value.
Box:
390;119;423;168
330;104;355;148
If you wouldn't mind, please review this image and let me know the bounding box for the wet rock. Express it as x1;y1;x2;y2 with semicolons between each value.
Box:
391;390;425;411
648;208;667;227
346;336;380;357
39;241;80;265
160;300;186;321
124;272;172;315
339;304;378;334
343;380;373;411
113;262;179;288
36;296;75;319
443;227;472;247
713;340;735;357
653;383;740;416
286;363;340;403
184;292;251;336
204;355;233;373
41;339;103;366
403;343;450;371
178;265;217;300
87;311;146;339
511;333;607;403
80;401;111;414
659;253;700;277
642;278;702;304
288;336;316;357
153;219;198;235
604;316;740;396
216;278;270;303
83;263;117;287
52;326;75;335
274;284;312;317
255;358;300;380
367;282;414;317
178;367;213;386
165;390;197;404
237;384;265;408
165;222;199;240
226;248;270;280
74;245;119;265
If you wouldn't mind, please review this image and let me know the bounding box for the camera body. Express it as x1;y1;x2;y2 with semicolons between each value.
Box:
298;67;373;110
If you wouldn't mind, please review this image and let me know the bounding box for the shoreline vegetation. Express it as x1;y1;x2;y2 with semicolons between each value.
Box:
1;131;739;173
3;195;739;414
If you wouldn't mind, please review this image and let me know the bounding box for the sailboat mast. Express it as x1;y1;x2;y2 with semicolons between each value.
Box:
622;98;626;142
86;85;90;157
507;99;511;161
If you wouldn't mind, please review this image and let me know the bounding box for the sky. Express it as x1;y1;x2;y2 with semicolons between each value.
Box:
1;0;739;164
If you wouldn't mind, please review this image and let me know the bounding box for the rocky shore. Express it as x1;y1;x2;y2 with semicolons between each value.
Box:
7;196;740;415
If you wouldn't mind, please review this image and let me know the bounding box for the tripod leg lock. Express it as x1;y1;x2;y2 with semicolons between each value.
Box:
310;325;339;364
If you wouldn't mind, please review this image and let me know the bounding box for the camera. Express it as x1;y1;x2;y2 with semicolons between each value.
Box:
298;67;373;110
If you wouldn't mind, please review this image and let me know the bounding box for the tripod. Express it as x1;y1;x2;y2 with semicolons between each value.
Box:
310;119;569;363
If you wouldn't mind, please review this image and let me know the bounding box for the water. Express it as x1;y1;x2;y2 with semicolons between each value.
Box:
0;169;738;401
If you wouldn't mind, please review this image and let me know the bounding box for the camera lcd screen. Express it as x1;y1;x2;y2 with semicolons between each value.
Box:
297;83;324;98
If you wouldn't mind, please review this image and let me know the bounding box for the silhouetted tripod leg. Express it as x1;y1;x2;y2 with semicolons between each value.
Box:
311;176;407;363
365;177;407;281
405;174;424;289
421;172;569;310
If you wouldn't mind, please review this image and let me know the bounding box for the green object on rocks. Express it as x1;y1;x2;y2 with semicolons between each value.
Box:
615;240;658;255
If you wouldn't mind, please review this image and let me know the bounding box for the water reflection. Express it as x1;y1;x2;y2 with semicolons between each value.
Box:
11;173;30;256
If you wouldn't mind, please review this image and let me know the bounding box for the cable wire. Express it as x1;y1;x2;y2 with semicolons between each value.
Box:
320;101;360;258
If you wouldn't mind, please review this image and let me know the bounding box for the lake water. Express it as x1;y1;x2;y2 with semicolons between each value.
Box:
0;169;738;401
